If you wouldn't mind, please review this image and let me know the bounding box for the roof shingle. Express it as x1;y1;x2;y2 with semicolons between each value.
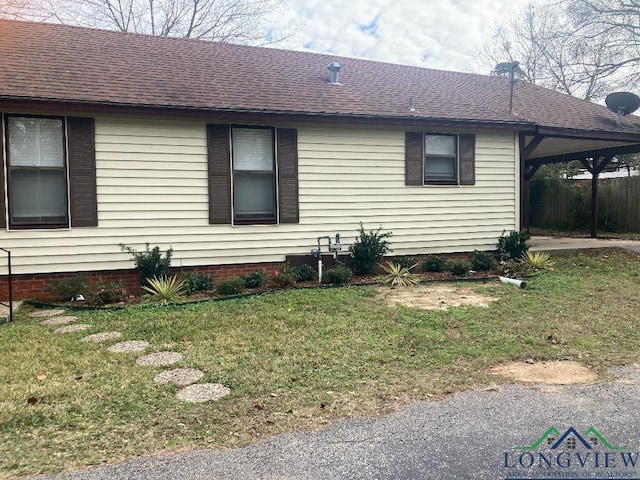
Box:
1;19;639;136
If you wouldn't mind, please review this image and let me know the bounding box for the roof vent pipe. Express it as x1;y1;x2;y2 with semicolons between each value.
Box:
328;62;341;84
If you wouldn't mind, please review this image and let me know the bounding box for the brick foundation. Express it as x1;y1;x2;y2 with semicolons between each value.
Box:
0;261;283;301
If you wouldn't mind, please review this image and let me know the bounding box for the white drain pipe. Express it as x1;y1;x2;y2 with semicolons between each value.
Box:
499;276;527;288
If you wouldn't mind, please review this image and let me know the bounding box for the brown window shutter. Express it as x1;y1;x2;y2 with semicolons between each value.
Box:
68;117;98;227
207;124;232;224
0;117;5;229
276;128;299;224
459;134;476;185
405;132;424;185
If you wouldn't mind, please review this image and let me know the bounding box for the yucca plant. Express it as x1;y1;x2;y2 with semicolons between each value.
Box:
141;275;187;306
380;261;420;287
521;251;554;271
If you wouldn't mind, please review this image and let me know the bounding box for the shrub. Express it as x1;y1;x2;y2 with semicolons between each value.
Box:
45;274;88;301
348;223;392;275
497;230;530;261
120;243;173;287
395;256;418;270
182;272;213;294
470;250;496;271
141;275;186;306
423;255;446;273
92;281;127;305
446;260;471;276
216;277;245;296
380;261;420;287
290;264;316;282
242;271;266;289
323;264;353;285
269;267;296;288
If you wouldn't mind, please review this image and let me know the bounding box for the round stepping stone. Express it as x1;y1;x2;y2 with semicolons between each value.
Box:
29;309;65;318
136;352;182;367
176;383;230;403
154;368;204;386
107;340;150;353
54;324;90;334
81;331;122;343
41;315;78;326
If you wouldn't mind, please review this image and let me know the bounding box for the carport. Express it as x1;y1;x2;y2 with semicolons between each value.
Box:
514;87;640;237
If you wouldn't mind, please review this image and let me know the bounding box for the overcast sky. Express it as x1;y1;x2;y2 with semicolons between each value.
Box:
273;0;531;74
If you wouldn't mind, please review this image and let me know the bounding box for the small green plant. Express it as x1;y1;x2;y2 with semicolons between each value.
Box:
269;266;296;288
521;251;554;271
348;223;392;275
289;264;316;282
120;243;173;287
446;259;471;276
141;275;186;306
380;261;420;287
470;250;497;271
423;255;446;272
497;230;530;261
92;280;127;305
216;277;246;295
45;274;89;300
182;272;213;294
323;264;353;285
242;271;266;289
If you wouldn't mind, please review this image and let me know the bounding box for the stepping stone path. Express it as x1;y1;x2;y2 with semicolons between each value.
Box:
108;340;150;353
54;324;91;334
81;331;122;343
136;352;182;366
177;383;231;403
29;309;65;318
32;307;230;403
41;315;78;326
154;368;204;386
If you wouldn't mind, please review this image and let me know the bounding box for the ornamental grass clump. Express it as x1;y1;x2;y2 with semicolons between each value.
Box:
521;251;554;271
380;261;420;287
141;275;186;306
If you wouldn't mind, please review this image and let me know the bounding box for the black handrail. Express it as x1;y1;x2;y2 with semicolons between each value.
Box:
0;248;12;322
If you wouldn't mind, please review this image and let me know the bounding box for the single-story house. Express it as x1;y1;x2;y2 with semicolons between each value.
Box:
1;19;640;299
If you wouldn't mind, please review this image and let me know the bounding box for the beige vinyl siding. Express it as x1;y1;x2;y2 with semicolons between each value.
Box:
0;117;517;274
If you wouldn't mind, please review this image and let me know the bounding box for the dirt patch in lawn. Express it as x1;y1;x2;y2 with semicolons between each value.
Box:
489;361;597;384
377;284;498;310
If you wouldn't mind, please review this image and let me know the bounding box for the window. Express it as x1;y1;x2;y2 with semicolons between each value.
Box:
207;124;299;225
6;115;68;228
232;126;276;223
405;132;475;186
0;115;97;230
424;134;457;184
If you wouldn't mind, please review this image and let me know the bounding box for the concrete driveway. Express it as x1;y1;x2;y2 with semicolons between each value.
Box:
31;366;640;480
530;235;640;254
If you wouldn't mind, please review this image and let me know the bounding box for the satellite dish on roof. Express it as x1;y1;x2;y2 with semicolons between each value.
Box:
605;92;640;125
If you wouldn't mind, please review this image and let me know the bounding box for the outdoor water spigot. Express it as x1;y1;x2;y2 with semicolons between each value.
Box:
311;247;320;258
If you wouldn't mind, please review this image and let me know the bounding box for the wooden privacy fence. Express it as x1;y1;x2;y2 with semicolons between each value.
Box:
531;176;640;232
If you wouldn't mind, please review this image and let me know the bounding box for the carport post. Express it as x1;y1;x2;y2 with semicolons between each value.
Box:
590;170;599;238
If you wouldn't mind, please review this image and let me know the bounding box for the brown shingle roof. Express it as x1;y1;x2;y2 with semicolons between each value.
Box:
1;19;639;136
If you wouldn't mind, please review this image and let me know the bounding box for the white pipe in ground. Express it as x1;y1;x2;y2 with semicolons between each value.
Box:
498;276;527;288
318;259;323;283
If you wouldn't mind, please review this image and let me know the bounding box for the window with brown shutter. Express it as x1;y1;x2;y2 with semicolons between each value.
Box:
405;132;476;186
207;123;299;225
1;114;97;230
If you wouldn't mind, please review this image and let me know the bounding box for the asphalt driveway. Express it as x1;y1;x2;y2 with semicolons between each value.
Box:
31;366;640;480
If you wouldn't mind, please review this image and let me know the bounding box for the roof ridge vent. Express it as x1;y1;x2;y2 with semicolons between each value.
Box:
328;62;341;84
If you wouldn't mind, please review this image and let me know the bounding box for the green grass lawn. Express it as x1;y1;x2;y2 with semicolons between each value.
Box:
2;249;640;478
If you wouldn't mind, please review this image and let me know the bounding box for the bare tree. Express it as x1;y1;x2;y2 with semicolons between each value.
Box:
568;0;640;90
477;1;631;101
0;0;287;44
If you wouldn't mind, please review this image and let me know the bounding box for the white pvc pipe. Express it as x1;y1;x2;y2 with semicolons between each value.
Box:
499;276;527;288
318;259;323;283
